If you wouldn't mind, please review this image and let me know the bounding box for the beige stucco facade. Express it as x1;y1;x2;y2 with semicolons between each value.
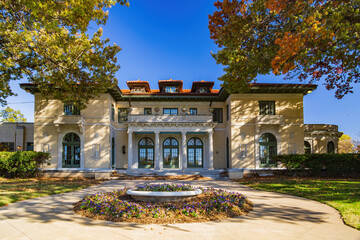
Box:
16;81;342;173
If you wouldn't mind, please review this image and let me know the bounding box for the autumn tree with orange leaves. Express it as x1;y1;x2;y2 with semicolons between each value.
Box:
209;0;360;98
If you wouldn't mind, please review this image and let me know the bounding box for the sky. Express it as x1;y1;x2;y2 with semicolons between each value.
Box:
2;0;360;139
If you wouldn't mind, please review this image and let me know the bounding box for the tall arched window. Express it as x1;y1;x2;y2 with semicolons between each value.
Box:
163;137;179;168
138;137;154;168
187;137;203;168
327;141;335;154
63;133;80;168
304;141;311;154
259;133;277;167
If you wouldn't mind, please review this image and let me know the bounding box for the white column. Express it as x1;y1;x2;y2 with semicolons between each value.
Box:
208;131;214;170
182;131;187;169
127;130;133;170
155;131;160;170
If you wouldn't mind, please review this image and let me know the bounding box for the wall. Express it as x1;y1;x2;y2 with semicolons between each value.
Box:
229;93;305;169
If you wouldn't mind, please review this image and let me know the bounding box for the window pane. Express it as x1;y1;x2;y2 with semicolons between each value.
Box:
196;148;202;165
188;149;195;164
170;108;178;115
212;108;223;123
164;138;171;146
118;108;128;122
189;108;197;115
171;138;178;146
259;101;275;115
163;108;171;115
144;108;152;115
188;138;195;146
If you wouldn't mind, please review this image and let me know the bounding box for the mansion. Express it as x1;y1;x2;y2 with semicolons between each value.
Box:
19;80;342;177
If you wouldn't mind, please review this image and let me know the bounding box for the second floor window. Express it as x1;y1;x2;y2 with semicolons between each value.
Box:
118;108;128;122
64;103;80;115
163;108;178;115
189;108;197;115
212;108;223;123
111;105;115;121
144;108;152;115
226;104;230;121
259;101;275;115
198;87;208;93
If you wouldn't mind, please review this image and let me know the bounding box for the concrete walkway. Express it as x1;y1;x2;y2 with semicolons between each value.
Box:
0;180;359;240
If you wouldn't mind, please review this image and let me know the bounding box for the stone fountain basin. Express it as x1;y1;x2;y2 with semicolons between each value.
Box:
126;189;202;203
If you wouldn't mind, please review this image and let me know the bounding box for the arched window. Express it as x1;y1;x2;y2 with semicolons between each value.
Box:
163;137;179;168
327;141;335;154
138;137;154;168
187;137;203;168
259;133;277;167
63;133;80;168
304;141;311;154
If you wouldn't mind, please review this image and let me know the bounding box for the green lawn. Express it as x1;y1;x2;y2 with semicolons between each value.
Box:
0;177;103;207
239;177;360;230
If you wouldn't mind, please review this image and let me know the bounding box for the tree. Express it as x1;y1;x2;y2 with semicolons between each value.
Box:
0;0;129;109
209;0;360;98
0;107;27;122
338;134;354;153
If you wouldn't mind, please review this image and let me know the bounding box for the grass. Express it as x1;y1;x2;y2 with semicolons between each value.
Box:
238;177;360;230
0;177;103;207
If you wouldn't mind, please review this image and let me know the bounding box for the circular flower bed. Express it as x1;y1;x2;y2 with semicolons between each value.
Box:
74;184;253;224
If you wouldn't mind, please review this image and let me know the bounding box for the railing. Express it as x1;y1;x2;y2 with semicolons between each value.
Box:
256;115;284;125
127;114;213;123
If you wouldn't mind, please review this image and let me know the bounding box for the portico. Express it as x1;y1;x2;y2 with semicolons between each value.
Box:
125;116;216;171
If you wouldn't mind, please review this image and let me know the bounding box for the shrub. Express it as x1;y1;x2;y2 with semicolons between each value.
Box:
0;151;50;178
274;153;360;177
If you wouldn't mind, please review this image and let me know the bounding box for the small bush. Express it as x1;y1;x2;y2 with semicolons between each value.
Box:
274;153;360;177
0;151;50;178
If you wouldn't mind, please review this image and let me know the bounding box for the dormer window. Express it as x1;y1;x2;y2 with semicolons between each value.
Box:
165;86;178;93
198;87;208;93
132;87;145;93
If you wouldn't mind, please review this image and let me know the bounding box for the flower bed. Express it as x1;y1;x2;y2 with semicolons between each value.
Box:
74;186;253;224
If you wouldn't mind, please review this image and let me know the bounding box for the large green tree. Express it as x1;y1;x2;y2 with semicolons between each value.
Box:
0;0;129;108
209;0;360;98
0;107;26;122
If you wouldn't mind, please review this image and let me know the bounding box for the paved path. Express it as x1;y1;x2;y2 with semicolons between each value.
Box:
0;180;359;240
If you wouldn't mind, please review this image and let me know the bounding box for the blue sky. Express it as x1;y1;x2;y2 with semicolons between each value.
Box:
2;0;359;139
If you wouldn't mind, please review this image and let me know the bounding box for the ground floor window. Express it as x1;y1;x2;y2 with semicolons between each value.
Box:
62;133;80;168
327;141;335;153
259;133;277;167
163;137;179;168
138;137;154;168
304;141;311;154
187;137;203;168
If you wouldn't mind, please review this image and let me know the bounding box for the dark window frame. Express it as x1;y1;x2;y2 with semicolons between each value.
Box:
226;104;230;121
144;108;152;115
111;104;115;121
64;103;80;116
163;108;178;115
259;101;276;115
212;108;223;123
118;108;128;122
189;108;197;115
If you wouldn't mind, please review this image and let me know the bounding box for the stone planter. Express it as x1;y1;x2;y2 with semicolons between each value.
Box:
126;189;202;203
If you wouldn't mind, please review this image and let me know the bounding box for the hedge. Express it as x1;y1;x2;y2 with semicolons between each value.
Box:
273;153;360;177
0;151;50;178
